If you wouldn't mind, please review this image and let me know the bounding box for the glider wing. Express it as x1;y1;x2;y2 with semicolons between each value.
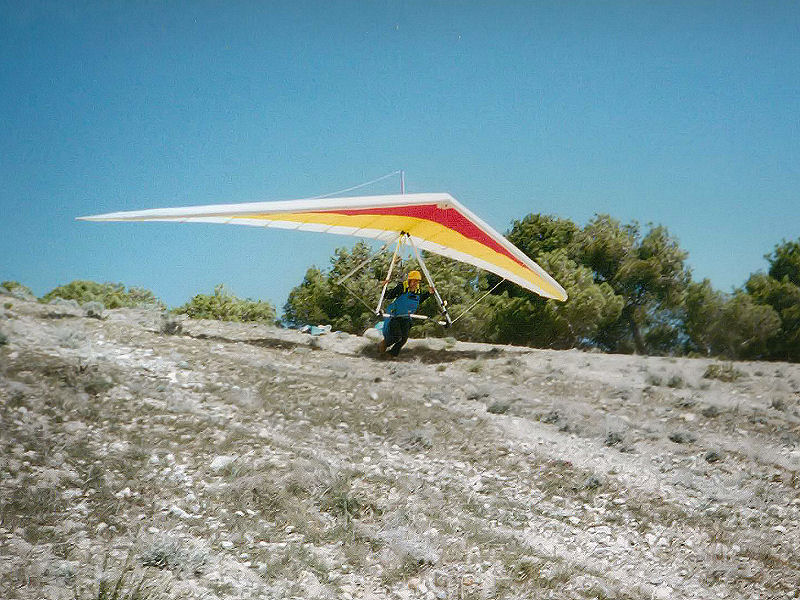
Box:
79;193;567;301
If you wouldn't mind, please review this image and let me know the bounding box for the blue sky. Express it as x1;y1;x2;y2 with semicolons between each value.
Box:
2;1;799;311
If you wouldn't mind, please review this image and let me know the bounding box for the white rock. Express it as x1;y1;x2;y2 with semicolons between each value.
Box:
109;441;130;453
169;505;191;519
653;584;673;600
210;455;236;472
362;327;382;341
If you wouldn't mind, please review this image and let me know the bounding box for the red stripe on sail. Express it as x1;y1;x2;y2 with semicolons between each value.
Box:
327;204;526;268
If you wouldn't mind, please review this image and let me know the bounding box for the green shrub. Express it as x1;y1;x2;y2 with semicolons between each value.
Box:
703;363;744;382
645;373;662;386
42;280;164;309
139;535;206;574
487;400;513;414
85;552;168;600
666;374;685;388
176;284;275;323
2;281;35;297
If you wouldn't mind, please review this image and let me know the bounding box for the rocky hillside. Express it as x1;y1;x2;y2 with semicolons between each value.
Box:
1;294;799;599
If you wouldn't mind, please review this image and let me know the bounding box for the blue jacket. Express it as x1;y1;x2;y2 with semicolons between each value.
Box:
385;282;432;318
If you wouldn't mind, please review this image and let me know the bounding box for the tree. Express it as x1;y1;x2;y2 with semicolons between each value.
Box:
768;239;800;286
745;240;800;361
709;292;781;360
283;243;391;333
283;267;333;328
682;279;725;356
503;249;622;349
506;214;580;262
493;215;622;348
576;216;690;355
284;214;694;355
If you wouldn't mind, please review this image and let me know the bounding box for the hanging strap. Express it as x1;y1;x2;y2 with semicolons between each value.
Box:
406;235;453;327
375;234;405;315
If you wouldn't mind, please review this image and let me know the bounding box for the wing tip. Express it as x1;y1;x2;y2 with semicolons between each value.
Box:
542;289;568;302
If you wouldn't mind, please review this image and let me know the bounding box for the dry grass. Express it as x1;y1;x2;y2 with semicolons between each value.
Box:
4;301;800;600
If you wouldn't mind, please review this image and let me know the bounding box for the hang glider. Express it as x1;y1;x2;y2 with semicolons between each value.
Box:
78;193;568;304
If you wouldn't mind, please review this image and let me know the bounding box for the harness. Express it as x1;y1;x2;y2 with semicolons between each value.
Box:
385;282;422;319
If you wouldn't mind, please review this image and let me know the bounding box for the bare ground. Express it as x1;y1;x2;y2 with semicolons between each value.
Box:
1;296;799;599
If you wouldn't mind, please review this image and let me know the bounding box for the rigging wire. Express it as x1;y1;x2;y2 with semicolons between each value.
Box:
450;279;506;325
337;282;380;314
333;238;400;314
333;236;399;286
307;171;404;314
312;171;405;317
312;170;402;199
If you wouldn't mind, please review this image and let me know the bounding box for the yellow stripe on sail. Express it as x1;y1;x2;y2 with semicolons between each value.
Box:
235;211;564;299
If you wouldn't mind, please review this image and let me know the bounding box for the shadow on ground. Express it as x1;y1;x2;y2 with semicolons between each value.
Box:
187;331;505;364
360;344;505;364
188;332;308;351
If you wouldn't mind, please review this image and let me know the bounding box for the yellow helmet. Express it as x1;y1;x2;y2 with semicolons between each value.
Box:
407;270;422;281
